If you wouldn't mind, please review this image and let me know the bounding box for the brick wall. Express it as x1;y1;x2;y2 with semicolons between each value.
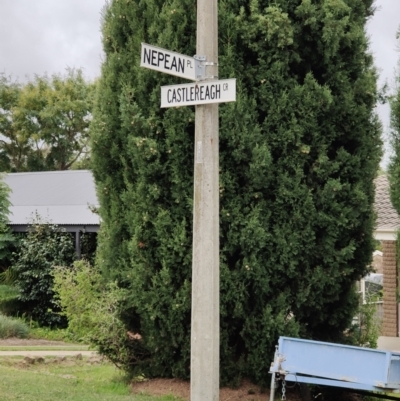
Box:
382;240;398;337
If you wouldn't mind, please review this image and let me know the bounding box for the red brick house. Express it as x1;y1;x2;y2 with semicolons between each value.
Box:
374;174;400;337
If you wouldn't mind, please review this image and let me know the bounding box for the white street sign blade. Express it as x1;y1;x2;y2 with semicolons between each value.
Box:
141;43;197;81
160;79;236;108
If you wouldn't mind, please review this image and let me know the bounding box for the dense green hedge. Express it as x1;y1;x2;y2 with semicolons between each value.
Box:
91;0;381;385
388;28;400;213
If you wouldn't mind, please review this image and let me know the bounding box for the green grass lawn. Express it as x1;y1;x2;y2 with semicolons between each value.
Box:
0;357;182;401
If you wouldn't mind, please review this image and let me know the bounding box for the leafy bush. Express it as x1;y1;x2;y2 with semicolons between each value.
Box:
87;281;147;372
0;177;17;276
80;232;98;264
12;219;75;327
0;284;18;301
0;228;16;272
53;260;102;340
348;293;381;349
0;314;29;338
52;260;141;367
0;284;23;316
28;324;74;342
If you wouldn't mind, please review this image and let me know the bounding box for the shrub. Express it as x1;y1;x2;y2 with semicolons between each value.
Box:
28;323;73;342
87;281;147;372
52;260;135;365
53;260;102;340
0;177;17;277
0;314;29;338
12;219;75;327
0;284;23;316
347;288;381;349
80;232;98;265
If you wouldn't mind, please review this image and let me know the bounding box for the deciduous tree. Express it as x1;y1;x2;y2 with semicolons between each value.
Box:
0;69;95;172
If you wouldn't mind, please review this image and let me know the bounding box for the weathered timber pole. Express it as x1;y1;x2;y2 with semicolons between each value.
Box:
190;0;219;398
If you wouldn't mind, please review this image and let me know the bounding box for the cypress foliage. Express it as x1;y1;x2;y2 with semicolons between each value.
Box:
91;0;381;385
389;28;400;211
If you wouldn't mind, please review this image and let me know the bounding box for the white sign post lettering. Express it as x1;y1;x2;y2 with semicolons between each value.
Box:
141;43;199;81
160;79;236;108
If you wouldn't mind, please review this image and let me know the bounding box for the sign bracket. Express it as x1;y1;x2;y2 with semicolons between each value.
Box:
194;56;220;81
194;55;206;81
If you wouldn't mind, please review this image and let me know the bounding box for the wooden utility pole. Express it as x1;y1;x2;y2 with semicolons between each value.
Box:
190;0;219;398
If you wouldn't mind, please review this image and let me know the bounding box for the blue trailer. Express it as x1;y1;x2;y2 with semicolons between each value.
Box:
269;337;400;400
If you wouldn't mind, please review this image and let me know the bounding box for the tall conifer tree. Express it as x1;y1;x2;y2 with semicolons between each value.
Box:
389;28;400;211
91;0;381;384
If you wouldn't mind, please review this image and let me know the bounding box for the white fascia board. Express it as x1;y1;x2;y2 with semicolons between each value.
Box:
374;229;398;241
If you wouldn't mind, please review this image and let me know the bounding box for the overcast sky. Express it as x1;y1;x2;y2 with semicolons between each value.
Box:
0;0;399;165
0;0;105;81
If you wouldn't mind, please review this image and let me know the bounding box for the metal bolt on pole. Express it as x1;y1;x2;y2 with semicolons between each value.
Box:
190;0;219;398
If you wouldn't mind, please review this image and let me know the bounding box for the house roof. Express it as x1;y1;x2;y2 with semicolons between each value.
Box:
3;170;100;226
374;174;400;240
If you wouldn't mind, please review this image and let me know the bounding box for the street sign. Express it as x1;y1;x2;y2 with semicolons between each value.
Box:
141;43;199;81
160;78;236;108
